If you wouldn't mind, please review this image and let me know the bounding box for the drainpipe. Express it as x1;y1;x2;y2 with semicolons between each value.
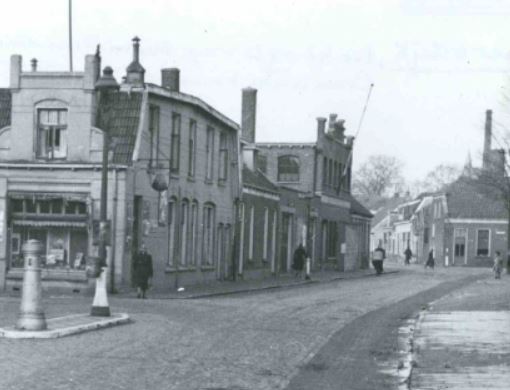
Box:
110;167;118;293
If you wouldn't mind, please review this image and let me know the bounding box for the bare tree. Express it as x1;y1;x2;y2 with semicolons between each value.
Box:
416;164;462;194
353;155;404;197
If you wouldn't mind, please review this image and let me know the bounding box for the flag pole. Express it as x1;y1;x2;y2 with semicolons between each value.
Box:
69;0;73;71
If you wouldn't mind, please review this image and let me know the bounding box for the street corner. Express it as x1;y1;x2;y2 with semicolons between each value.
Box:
0;312;130;339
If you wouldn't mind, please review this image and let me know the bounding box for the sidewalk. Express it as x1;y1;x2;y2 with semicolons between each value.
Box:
117;266;400;299
405;272;510;390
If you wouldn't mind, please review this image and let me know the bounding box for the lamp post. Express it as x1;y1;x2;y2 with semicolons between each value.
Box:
91;66;119;317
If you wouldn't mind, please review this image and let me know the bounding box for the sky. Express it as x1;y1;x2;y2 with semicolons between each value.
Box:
2;0;510;184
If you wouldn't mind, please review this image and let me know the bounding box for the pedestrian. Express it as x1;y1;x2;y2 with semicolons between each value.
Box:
372;244;385;275
425;249;435;270
493;251;503;279
292;243;307;279
404;246;413;265
133;243;153;299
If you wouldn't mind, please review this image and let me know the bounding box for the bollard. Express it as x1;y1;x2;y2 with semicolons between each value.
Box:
91;267;110;317
16;240;47;331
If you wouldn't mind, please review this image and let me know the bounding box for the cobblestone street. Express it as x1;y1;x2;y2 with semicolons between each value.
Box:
0;266;482;390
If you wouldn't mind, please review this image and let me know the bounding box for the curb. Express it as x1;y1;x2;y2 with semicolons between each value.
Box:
0;313;130;339
145;270;401;300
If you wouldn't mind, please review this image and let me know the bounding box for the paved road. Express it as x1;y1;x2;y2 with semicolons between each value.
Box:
0;266;482;390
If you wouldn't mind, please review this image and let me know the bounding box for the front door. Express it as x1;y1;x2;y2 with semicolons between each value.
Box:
454;236;466;265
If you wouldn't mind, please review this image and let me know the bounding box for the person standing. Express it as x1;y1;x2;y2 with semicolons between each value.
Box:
133;243;153;299
404;246;413;265
372;244;386;275
292;243;307;279
425;249;435;270
493;251;503;279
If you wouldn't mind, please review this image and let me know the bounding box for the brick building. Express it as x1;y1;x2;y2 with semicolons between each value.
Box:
256;114;371;271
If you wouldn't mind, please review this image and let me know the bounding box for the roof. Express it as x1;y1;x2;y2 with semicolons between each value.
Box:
444;178;508;219
97;91;143;164
242;166;279;195
370;196;410;227
349;195;373;218
0;89;11;129
146;84;239;131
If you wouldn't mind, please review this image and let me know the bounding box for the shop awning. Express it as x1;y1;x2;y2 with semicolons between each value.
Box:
12;220;88;228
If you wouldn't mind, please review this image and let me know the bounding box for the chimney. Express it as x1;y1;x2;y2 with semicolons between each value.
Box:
161;68;180;92
333;119;346;142
328;113;338;132
30;58;37;72
125;36;145;86
483;109;492;169
317;117;327;139
10;55;22;89
94;45;102;83
241;87;257;143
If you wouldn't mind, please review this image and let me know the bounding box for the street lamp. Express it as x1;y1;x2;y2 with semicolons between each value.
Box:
91;66;119;317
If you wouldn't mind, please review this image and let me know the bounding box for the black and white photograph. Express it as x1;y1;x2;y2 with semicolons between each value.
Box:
1;1;510;389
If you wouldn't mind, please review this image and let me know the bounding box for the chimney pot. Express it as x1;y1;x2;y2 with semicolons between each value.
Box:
328;113;338;131
241;87;257;143
30;58;37;72
161;68;180;92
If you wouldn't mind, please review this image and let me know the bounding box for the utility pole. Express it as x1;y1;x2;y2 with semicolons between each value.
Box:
91;66;119;317
68;0;73;72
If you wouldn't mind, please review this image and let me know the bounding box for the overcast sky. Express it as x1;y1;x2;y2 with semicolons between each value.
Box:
2;0;510;184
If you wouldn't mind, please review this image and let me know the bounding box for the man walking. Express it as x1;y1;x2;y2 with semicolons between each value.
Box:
293;243;307;279
404;246;413;265
133;243;153;299
372;244;385;275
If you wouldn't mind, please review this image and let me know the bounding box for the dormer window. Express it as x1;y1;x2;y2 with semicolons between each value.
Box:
37;109;68;159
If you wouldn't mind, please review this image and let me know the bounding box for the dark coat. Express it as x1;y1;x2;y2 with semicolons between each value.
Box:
293;245;307;271
133;251;153;289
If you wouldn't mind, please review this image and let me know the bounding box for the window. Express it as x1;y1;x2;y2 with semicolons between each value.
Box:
277;155;300;182
219;132;228;181
476;229;490;257
323;157;328;188
333;162;338;190
328;159;333;187
158;190;167;226
206;127;215;180
263;207;269;260
327;221;338;258
188;120;196;177
248;206;254;260
37;109;68;159
256;154;267;174
167;198;177;266
171;113;181;173
339;163;344;190
149;106;160;166
424;227;429;244
180;200;188;266
203;203;215;265
189;201;198;266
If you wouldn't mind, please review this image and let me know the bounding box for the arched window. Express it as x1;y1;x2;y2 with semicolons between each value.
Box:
189;200;198;266
167;196;178;266
202;203;216;266
277;155;300;182
180;199;189;266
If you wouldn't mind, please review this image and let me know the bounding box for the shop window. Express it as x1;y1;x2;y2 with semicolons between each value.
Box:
37;109;68;159
51;199;63;214
26;199;37;213
278;155;300;182
476;229;490;257
39;200;51;214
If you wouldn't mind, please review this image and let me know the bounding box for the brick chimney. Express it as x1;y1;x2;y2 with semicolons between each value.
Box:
30;58;37;72
483;109;492;169
317;117;327;139
125;36;145;86
328;113;337;132
241;87;257;143
161;68;180;92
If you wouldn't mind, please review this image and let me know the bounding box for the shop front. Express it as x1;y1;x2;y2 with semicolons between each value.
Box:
7;193;92;274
